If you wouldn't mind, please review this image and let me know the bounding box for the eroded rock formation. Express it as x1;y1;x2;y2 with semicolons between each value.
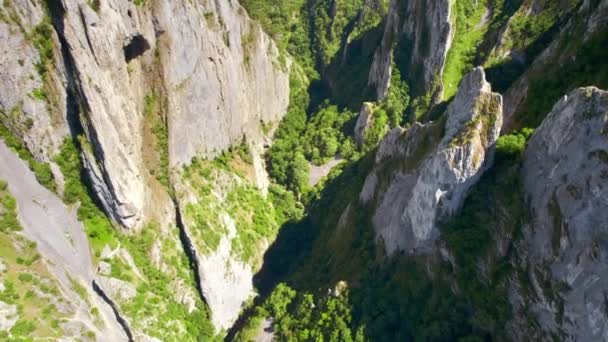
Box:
360;68;502;255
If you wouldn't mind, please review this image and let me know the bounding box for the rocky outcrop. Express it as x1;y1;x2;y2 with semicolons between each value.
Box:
360;68;502;255
510;87;608;341
175;168;257;331
368;0;452;100
353;102;376;147
197;214;254;331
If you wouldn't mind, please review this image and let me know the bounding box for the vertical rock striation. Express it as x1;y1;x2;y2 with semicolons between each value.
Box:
156;0;290;167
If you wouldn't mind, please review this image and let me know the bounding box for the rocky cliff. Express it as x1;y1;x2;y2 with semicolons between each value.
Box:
2;0;289;229
510;87;608;340
359;68;502;255
368;0;452;102
1;0;290;337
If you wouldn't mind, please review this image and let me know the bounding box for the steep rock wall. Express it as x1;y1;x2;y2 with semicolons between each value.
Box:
367;0;452;101
0;0;70;174
2;0;289;229
156;0;290;167
510;87;608;341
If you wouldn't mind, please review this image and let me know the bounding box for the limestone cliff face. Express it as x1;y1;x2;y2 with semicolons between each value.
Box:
0;1;69;176
360;68;502;255
368;0;452;100
49;0;289;229
510;87;608;341
1;0;289;335
158;0;290;167
174;161;274;331
1;0;289;229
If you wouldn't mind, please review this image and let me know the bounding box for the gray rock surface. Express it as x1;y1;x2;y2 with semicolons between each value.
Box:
511;87;608;341
0;0;290;230
368;0;452;100
360;68;502;255
157;0;290;167
197;213;254;331
0;0;70;181
0;300;18;331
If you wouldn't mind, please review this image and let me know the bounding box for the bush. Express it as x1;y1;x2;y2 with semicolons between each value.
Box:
495;128;534;159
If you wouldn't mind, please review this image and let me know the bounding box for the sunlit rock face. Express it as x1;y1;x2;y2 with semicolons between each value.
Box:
361;67;502;255
1;0;289;229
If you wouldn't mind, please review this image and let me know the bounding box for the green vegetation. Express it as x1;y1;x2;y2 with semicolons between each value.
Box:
240;0;315;74
30;88;48;101
54;137;117;253
265;71;310;195
383;67;410;126
0;120;56;192
53;138;218;340
495;128;534;157
237;283;364;341
30;17;55;78
311;0;368;68
143;93;170;189
357;68;411;152
518;30;608;128
118;224;216;340
443;0;489;99
499;0;577;57
87;0;100;12
483;0;580;92
0;180;21;232
302;103;357;165
182;149;302;267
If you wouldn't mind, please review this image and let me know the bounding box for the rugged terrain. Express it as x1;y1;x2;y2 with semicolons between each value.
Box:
0;0;607;341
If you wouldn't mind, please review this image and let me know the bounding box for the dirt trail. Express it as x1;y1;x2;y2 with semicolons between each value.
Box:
309;158;343;186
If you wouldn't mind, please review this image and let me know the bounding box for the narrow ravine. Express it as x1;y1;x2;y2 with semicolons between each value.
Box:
173;198;207;304
92;280;134;342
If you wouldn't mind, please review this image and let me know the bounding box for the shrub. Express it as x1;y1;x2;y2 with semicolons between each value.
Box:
495;128;534;159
